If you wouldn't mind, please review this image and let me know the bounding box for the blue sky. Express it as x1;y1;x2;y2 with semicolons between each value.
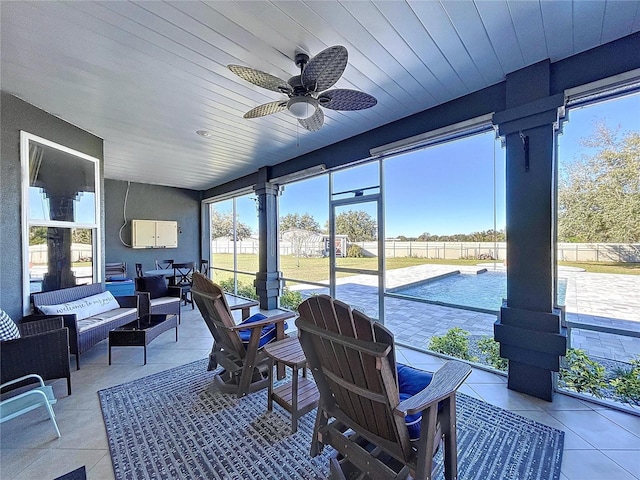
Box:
28;91;638;238
277;131;504;238
234;92;639;238
558;92;640;163
29;189;96;225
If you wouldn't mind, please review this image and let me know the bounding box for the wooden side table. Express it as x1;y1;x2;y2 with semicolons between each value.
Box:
264;336;319;433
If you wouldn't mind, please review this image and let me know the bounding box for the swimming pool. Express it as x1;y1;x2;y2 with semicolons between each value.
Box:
392;270;567;313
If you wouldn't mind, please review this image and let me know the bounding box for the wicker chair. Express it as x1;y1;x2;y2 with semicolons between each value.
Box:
135;276;182;324
1;316;71;396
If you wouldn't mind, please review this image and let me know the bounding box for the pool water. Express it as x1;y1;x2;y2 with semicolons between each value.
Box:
395;270;567;312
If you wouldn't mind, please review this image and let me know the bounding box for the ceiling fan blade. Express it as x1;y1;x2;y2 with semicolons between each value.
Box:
301;45;348;92
318;89;377;111
228;65;293;95
298;107;324;131
243;101;287;119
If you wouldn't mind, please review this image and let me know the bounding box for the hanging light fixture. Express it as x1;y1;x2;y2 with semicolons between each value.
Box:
287;96;318;119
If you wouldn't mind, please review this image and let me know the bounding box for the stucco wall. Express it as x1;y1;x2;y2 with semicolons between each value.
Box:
104;179;201;276
0;92;104;319
0;94;201;318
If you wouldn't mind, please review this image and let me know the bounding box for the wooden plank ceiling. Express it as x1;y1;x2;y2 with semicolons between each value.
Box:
1;1;639;190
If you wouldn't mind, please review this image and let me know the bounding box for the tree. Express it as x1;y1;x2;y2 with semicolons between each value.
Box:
283;229;317;266
211;210;253;240
334;210;377;241
30;226;48;245
279;213;321;233
29;227;93;245
416;229;505;242
558;122;640;243
72;229;92;244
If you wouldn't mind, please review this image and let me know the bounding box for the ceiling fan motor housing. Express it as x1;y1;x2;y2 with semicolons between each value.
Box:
287;75;308;96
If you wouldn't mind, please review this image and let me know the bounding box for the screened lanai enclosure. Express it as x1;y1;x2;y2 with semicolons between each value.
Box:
210;124;506;336
207;87;640;410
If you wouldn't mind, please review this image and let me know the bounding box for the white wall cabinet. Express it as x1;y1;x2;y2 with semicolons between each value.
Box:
132;220;177;248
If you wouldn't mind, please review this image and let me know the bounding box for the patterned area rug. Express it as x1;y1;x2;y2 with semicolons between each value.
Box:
99;359;564;480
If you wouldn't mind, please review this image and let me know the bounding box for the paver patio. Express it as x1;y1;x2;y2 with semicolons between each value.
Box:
295;264;640;363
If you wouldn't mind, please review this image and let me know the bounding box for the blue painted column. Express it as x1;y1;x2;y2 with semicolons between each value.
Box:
493;61;567;401
254;167;282;310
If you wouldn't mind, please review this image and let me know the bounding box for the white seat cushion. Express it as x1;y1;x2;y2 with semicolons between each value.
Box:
150;297;180;307
76;307;137;333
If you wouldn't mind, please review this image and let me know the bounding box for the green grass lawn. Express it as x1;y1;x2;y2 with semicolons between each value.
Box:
558;261;640;275
212;253;639;283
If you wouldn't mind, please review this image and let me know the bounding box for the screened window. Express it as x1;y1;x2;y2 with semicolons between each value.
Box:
209;193;259;296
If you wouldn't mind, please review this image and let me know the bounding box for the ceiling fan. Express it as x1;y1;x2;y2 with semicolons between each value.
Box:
228;45;377;131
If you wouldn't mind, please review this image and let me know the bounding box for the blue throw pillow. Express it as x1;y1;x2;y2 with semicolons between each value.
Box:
238;313;288;348
397;363;434;441
397;363;434;396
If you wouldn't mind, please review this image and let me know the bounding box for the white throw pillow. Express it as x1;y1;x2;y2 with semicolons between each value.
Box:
39;291;121;321
0;309;21;341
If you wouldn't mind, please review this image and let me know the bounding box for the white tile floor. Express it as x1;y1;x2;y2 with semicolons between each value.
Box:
1;307;639;480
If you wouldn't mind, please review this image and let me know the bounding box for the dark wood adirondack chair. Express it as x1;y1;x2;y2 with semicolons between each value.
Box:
191;272;294;398
297;295;472;480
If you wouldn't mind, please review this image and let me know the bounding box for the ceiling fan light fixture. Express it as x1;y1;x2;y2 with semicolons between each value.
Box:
287;96;318;119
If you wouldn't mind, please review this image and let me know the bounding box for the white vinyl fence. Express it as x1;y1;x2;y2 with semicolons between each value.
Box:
211;237;260;255
556;243;640;262
212;238;639;262
29;243;93;264
381;241;505;260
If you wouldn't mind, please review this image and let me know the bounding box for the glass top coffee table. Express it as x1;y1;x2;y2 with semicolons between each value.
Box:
109;314;178;365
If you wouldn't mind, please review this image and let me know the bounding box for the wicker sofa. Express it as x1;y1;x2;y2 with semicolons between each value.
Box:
31;284;139;369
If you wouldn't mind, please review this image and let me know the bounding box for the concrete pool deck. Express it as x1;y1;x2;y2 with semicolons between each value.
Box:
295;263;640;363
